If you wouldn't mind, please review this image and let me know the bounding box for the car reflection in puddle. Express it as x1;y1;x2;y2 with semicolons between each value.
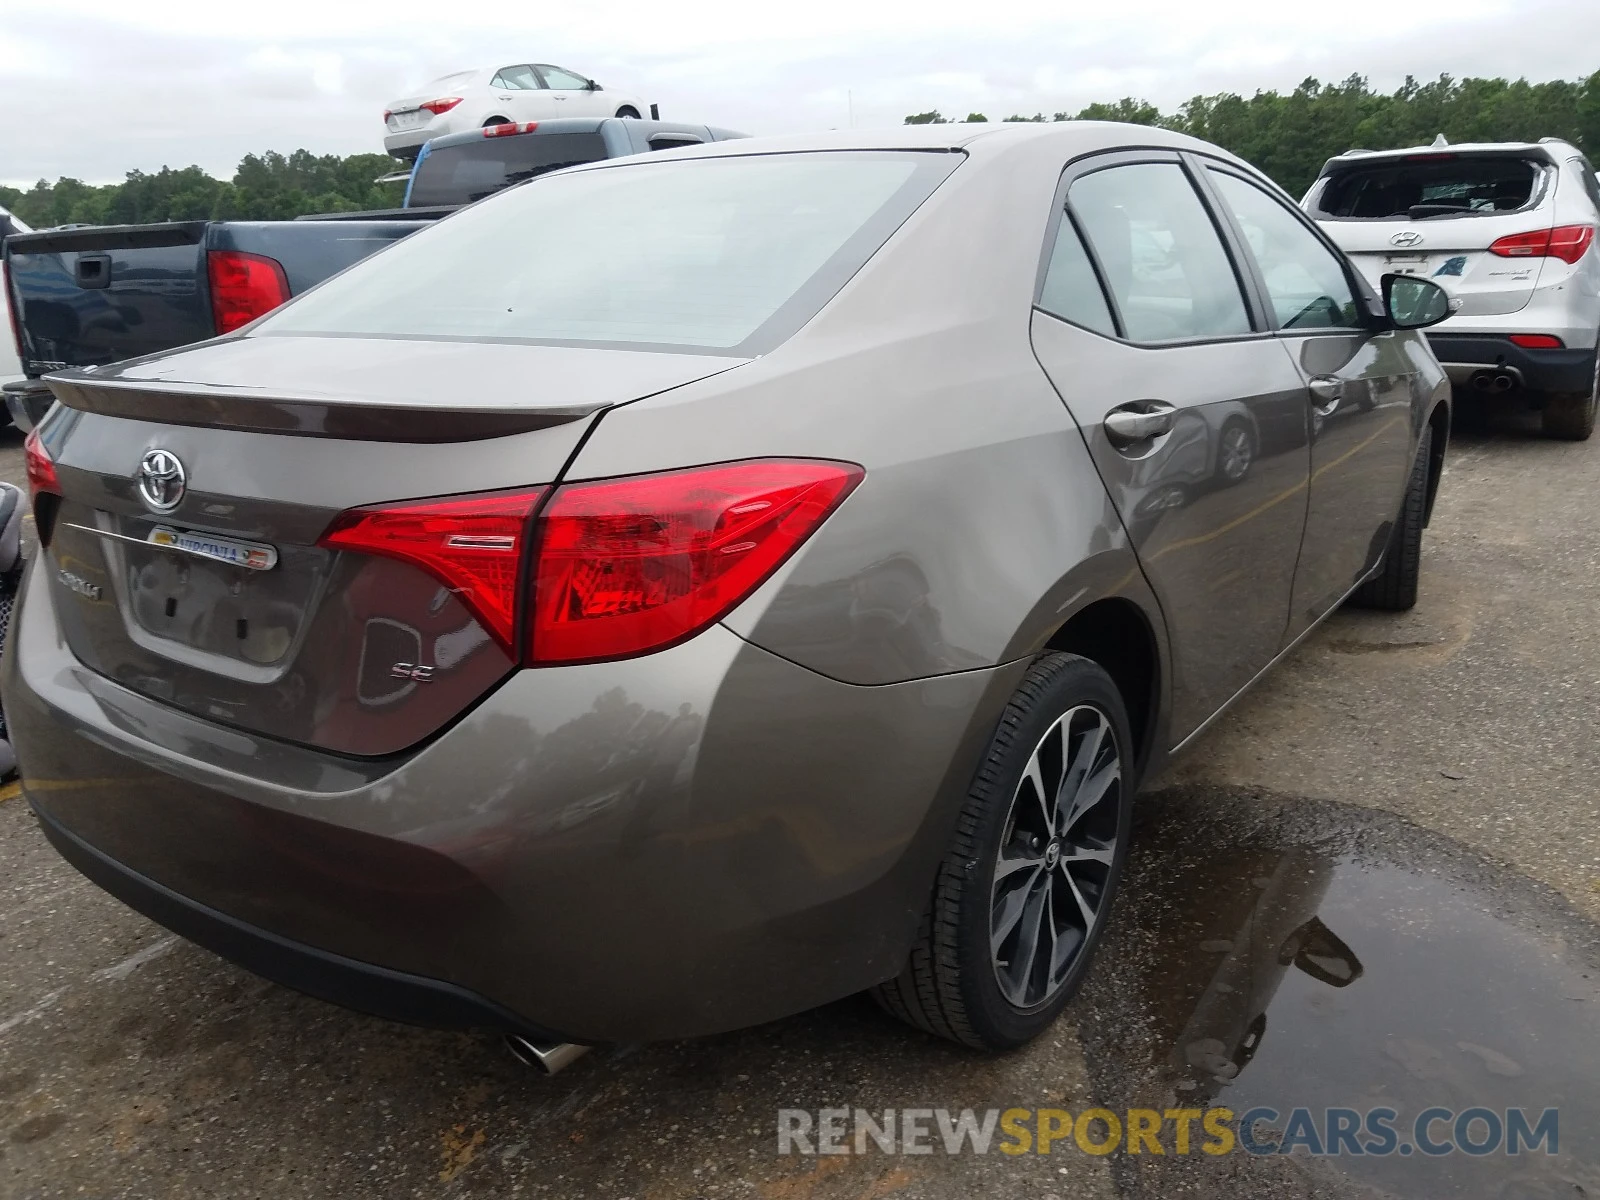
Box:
1078;787;1600;1199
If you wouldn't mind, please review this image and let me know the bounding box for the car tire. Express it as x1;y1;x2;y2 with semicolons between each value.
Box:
1541;350;1598;441
1350;425;1431;611
615;106;642;119
873;653;1133;1050
482;116;511;128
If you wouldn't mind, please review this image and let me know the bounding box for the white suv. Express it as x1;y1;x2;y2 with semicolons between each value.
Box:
1305;138;1600;439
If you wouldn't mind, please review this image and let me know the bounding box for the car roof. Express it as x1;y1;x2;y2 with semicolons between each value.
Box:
422;117;740;152
569;120;1256;173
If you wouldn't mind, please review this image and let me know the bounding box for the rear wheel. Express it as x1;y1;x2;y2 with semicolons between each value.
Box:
1351;425;1431;611
873;654;1133;1050
482;116;511;128
1541;348;1598;441
615;106;641;119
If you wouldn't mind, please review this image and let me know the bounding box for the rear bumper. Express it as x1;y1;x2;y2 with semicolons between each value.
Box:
34;803;572;1041
1426;334;1596;394
3;557;1016;1042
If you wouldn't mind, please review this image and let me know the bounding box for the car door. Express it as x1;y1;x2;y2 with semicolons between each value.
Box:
1199;163;1417;641
490;65;554;121
1029;152;1313;744
535;64;606;117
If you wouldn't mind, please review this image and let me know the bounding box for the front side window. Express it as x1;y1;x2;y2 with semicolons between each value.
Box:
492;65;541;91
1209;170;1362;331
1067;162;1252;342
538;66;591;91
257;152;959;355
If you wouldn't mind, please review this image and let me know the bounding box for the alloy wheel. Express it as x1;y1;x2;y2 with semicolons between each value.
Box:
990;704;1123;1009
1219;425;1253;481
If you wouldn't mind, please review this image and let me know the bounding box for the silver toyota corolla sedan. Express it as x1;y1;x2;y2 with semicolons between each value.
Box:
5;123;1452;1068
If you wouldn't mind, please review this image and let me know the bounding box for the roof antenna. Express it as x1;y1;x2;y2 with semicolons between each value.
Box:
1431;133;1449;147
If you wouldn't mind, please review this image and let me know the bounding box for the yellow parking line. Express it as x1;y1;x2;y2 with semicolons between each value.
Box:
0;781;20;804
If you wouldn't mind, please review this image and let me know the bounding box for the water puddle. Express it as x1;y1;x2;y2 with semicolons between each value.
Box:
1080;786;1600;1198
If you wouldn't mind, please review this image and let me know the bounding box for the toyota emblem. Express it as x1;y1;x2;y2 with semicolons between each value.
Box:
1390;230;1424;248
137;449;187;513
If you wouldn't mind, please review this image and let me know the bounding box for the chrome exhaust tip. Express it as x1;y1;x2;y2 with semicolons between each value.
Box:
504;1033;592;1075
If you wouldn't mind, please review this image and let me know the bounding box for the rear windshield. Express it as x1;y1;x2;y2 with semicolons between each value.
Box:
258;151;958;355
1313;155;1546;220
408;132;610;206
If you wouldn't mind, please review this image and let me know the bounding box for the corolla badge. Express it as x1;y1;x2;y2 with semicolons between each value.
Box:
1390;230;1425;248
137;449;186;513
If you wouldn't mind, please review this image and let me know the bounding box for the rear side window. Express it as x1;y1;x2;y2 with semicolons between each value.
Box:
1209;171;1362;331
1314;155;1544;219
491;66;541;91
1068;162;1252;343
259;151;959;354
1038;215;1116;337
407;133;609;206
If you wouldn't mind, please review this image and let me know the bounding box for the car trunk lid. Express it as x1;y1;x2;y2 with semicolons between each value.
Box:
36;335;747;756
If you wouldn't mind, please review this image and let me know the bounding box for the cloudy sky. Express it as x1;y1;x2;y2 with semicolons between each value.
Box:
4;0;1598;186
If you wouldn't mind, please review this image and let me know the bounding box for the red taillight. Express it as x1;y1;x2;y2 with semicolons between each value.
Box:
529;459;863;664
483;121;539;138
2;257;24;359
23;427;59;499
1509;333;1564;349
318;488;547;653
420;97;462;115
382;109;393;121
206;250;290;334
1489;225;1597;265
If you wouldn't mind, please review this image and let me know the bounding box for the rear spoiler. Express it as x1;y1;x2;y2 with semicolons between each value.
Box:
42;374;602;443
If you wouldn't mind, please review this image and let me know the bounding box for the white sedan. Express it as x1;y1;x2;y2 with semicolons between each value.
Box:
383;64;653;159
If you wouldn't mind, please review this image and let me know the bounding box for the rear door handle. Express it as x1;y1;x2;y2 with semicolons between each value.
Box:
1104;402;1177;445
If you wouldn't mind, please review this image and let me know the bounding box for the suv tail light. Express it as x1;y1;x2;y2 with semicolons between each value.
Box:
420;97;463;115
207;250;290;334
317;460;863;665
1489;224;1597;265
484;122;538;138
320;488;548;652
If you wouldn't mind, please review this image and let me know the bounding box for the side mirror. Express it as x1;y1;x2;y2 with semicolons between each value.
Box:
1382;273;1452;330
586;78;602;91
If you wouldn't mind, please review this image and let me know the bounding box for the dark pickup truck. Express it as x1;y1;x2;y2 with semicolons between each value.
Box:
2;117;744;430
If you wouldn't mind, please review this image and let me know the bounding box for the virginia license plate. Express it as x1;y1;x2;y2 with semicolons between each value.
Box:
148;526;278;571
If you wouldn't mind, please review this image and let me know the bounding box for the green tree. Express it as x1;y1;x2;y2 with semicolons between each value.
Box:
965;112;989;123
906;70;1600;196
903;110;948;125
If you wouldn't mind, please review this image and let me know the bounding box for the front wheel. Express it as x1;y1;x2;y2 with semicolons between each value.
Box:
1350;425;1432;611
615;106;641;119
873;654;1133;1050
